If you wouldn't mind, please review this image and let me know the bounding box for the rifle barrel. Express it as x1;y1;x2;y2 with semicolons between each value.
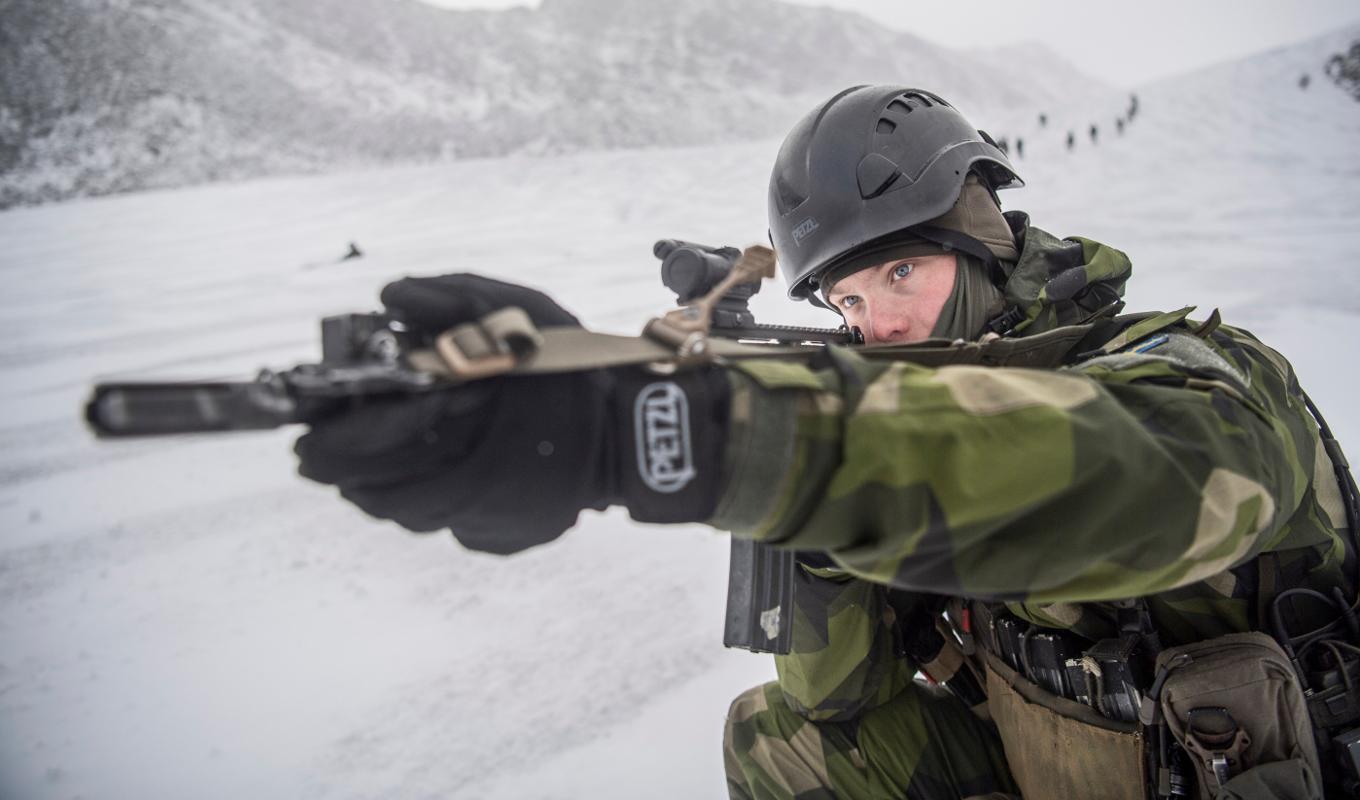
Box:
86;380;303;437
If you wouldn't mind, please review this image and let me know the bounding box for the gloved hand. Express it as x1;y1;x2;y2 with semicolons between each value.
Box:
295;274;729;554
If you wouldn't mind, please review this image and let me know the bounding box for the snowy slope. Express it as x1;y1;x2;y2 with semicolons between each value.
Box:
2;23;1359;800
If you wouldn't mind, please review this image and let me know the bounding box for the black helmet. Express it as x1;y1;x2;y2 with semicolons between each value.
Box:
768;86;1022;304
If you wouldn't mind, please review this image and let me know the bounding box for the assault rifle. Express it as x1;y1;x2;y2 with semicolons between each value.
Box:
653;241;851;655
85;240;849;654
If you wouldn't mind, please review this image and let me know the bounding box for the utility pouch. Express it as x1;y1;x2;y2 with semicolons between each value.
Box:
1305;651;1360;729
1145;632;1322;800
984;648;1149;800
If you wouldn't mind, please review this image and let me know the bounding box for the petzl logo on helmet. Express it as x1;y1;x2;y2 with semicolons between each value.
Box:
634;382;696;494
791;217;819;246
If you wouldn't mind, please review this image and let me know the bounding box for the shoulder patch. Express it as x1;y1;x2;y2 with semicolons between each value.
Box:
1075;331;1251;393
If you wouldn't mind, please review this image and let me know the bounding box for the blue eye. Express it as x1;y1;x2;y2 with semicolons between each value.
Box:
842;296;860;309
892;263;914;280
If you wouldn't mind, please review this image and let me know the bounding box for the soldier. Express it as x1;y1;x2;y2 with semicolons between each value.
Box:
1015;136;1023;159
1327;42;1360;100
1066;129;1075;151
294;86;1355;798
1089;122;1099;144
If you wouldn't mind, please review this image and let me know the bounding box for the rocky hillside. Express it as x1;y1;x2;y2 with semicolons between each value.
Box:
0;0;1113;207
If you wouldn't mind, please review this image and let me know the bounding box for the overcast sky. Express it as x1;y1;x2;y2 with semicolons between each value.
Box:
414;0;1359;86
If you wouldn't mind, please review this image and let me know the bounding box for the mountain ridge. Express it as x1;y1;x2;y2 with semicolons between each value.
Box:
0;0;1117;208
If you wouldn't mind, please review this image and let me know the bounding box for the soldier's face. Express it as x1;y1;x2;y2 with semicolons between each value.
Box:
826;253;958;344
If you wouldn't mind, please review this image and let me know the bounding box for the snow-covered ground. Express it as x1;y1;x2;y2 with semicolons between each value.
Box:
2;26;1359;800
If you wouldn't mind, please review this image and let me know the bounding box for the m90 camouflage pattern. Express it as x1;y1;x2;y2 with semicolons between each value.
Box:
721;219;1360;799
710;222;1359;713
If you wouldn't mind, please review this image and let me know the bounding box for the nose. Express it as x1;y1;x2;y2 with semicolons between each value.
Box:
867;312;908;344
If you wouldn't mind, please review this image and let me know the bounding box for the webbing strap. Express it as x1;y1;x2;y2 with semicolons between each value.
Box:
1257;551;1280;633
408;326;817;380
406;315;1101;382
431;306;540;380
1300;391;1360;596
409;233;1104;382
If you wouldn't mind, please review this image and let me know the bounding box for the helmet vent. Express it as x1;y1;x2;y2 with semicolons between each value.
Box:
775;176;807;215
856;153;904;199
875;118;896;135
891;91;952;112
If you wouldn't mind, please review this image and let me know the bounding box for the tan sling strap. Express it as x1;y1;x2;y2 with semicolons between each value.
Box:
408;311;1100;381
406;246;1100;382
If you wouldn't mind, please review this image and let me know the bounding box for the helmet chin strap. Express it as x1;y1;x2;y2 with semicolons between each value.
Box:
805;285;836;312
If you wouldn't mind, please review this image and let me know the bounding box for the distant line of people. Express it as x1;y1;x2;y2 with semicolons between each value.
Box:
998;42;1360;164
993;93;1140;158
1324;40;1360;101
994;136;1023;160
1297;39;1360;100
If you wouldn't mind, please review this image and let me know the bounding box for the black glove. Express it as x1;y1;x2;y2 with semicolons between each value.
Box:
295;274;729;554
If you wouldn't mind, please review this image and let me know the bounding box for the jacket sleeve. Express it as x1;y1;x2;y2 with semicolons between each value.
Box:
707;324;1349;604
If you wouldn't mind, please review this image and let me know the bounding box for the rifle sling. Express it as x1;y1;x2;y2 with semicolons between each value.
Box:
405;317;1099;381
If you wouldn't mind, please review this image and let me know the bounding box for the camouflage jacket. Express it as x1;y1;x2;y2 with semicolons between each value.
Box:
708;215;1354;721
